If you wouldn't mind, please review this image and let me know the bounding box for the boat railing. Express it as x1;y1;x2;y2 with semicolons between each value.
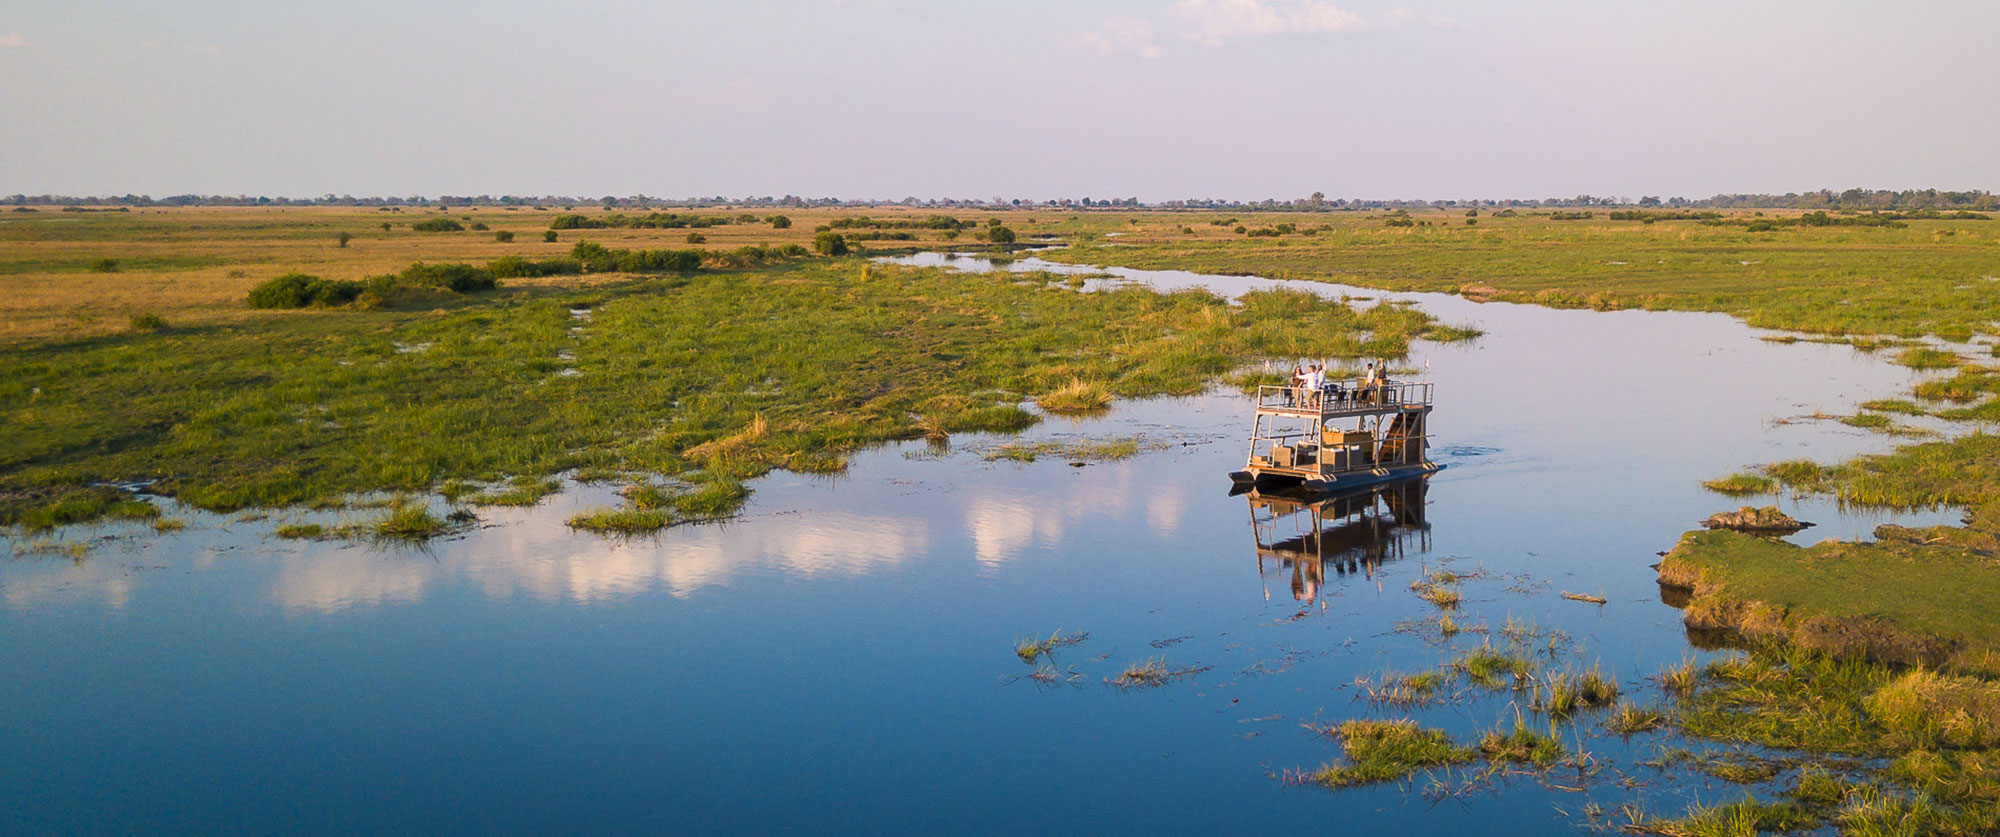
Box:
1255;380;1433;414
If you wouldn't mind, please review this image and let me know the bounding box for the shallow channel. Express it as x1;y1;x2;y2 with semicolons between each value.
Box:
0;254;1962;833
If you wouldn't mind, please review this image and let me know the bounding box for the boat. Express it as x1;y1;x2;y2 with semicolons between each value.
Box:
1228;374;1442;492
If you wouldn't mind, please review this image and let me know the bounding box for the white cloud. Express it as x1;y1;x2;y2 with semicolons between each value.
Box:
0;33;28;48
1069;16;1167;59
1169;0;1363;44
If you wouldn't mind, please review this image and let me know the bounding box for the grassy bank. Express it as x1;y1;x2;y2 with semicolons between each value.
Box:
1039;209;2000;342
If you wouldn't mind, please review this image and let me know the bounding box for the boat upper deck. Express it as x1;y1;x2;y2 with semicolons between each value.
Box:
1253;380;1434;419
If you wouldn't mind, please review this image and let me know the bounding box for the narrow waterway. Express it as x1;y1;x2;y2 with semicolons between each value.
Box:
0;254;1959;833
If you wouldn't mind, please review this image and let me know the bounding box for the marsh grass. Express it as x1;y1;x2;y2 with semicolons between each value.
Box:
975;436;1160;464
566;507;672;534
1702;473;1777;495
1895;347;1964;370
4;251;1430;529
373;503;448;541
1308;719;1475;787
1014;630;1088;664
1476;720;1566;768
461;476;561;507
1538;665;1620;718
1036;378;1112;414
274;523;326;539
1605;702;1665;734
1109;657;1206;689
1453;642;1534;690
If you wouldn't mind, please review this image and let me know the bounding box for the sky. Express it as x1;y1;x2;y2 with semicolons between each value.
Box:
2;0;1996;201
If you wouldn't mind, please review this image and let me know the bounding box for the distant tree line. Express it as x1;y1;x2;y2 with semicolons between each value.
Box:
11;187;1999;213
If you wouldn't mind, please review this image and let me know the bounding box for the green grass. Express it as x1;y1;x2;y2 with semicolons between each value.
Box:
1309;719;1476;787
1895;347;1964;370
458;476;561;507
1605;702;1665;734
274;523;325;539
1701;473;1777;495
2;258;1435;528
372;503;448;541
1453;642;1534;690
1476;720;1566;767
1539;665;1620;718
1043;210;2000;342
566;507;672;534
1660;528;2000;673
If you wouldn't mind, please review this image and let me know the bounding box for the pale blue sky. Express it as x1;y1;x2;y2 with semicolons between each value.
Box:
3;1;1995;200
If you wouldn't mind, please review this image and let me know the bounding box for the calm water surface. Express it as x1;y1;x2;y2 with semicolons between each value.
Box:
0;256;1960;833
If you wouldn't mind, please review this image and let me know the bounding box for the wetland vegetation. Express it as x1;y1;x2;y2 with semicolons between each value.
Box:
10;201;2000;830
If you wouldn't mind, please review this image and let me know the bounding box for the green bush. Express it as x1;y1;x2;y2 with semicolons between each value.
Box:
543;230;558;243
568;241;703;273
770;215;792;229
411;218;464;232
813;231;849;256
685;232;706;244
247;273;365;308
988;225;1016;244
129;313;167;332
394;262;495;292
485;256;581;279
89;258;120;272
494;230;515;243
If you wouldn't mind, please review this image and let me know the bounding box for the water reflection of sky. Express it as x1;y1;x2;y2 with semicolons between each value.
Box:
0;257;1975;833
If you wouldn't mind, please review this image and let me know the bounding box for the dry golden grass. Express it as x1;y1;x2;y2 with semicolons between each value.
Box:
0;205;1050;346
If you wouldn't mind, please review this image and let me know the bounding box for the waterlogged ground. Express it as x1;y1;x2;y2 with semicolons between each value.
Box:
0;258;1963;833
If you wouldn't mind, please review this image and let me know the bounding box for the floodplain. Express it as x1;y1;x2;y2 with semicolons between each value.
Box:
4;204;2000;832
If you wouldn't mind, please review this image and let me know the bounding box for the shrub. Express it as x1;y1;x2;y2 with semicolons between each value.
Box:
988;225;1016;244
129;313;167;332
543;230;558;242
567;241;702;273
336;231;353;248
412;218;464;232
469;222;490;231
494;230;515;243
88;258;120;272
394;262;495;292
380;222;393;232
484;256;581;279
685;232;706;244
770;215;792;229
813;231;849;256
247;273;365;308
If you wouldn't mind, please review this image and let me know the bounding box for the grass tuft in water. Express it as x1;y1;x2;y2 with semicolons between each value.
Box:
373;503;449;541
1477;720;1567;767
1308;720;1475;787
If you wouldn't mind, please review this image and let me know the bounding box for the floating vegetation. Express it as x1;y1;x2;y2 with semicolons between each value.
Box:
1560;591;1607;604
1013;630;1088;664
151;517;186;533
1109;658;1207;689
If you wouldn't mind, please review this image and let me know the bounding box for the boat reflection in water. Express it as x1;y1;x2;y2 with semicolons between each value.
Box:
1242;476;1433;606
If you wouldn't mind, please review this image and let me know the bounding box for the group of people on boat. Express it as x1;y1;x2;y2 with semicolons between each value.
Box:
1285;360;1390;407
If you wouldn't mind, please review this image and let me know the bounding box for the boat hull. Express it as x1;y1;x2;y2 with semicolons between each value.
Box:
1229;461;1443;494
